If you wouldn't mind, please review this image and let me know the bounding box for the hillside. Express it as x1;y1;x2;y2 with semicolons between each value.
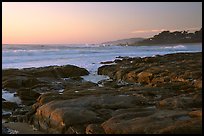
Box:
102;38;144;46
136;28;202;45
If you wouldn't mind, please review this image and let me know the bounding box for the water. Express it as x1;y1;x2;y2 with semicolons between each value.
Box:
2;43;202;124
2;43;202;73
2;43;202;84
2;89;22;104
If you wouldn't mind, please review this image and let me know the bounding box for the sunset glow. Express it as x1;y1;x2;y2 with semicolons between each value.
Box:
2;2;202;44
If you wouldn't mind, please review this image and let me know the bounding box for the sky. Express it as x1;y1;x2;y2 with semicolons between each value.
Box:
2;2;202;44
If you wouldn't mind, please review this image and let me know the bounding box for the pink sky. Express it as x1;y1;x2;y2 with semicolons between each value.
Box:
2;2;202;44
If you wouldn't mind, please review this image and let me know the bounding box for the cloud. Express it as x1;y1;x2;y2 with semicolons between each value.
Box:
151;29;166;32
131;29;165;34
131;30;148;33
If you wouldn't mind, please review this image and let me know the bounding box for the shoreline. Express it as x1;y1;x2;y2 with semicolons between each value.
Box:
128;42;202;47
2;52;202;134
2;50;202;71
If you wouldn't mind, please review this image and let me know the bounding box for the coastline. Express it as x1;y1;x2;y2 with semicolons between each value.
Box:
2;52;202;134
2;43;202;71
125;42;202;47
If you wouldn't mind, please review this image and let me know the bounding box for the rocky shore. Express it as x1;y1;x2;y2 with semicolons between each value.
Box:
2;52;202;134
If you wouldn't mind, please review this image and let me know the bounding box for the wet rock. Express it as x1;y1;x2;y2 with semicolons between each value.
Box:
2;68;27;79
32;94;144;133
156;95;196;109
125;71;138;83
151;76;170;84
96;52;202;134
101;109;201;134
192;92;202;108
111;106;156;117
2;65;89;90
3;76;28;89
2;53;202;134
12;106;32;116
157;118;202;134
193;80;202;88
34;104;100;133
98;53;202;87
29;65;89;78
86;124;105;134
137;71;153;84
2;101;19;110
36;92;62;106
16;88;41;105
98;65;117;78
65;126;85;134
188;110;202;118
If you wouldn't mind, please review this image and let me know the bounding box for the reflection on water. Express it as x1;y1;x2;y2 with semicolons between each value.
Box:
2;89;22;104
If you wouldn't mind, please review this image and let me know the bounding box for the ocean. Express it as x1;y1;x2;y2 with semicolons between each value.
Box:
2;43;202;82
2;43;202;71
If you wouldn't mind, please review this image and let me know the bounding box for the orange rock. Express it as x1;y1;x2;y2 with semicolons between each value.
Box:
137;72;153;84
188;110;202;118
193;80;202;88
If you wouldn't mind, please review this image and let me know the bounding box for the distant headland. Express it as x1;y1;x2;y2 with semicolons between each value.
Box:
136;28;202;45
102;28;202;46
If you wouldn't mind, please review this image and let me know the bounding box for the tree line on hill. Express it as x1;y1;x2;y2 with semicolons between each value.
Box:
135;28;202;45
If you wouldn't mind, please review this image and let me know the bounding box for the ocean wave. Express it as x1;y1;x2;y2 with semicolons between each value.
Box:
2;49;62;53
161;45;186;49
2;43;202;71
